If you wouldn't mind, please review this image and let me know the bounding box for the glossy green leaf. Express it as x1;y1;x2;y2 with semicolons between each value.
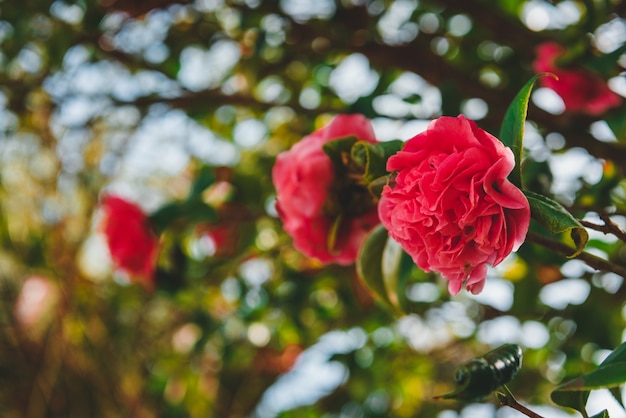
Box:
435;344;522;402
322;136;358;168
356;225;394;307
551;388;590;417
600;341;626;366
555;363;626;392
551;342;626;416
351;140;404;184
499;73;555;187
524;190;589;257
381;236;413;312
590;410;610;418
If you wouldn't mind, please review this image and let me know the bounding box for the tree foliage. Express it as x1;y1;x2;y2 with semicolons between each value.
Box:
1;0;626;417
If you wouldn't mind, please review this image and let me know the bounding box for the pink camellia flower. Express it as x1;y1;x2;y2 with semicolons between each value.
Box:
533;42;621;115
101;195;158;289
272;114;380;265
378;115;530;295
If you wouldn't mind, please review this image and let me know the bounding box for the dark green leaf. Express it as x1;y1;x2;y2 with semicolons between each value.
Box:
551;342;626;416
499;74;556;187
551;387;590;417
590;410;610;418
189;166;215;198
555;363;626;391
609;386;625;412
600;341;626;366
381;236;413;312
435;344;522;402
322;136;359;168
351;140;404;184
356;225;393;306
149;202;183;233
524;190;589;257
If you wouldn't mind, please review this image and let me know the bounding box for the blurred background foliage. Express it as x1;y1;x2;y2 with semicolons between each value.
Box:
1;0;626;417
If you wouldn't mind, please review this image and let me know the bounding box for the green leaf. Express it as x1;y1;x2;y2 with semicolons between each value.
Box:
381;236;413;312
356;226;413;312
434;344;523;403
600;341;626;366
149;202;183;233
551;342;626;416
551;387;590;417
351;140;404;183
189;166;215;198
524;190;589;257
556;363;626;392
590;410;610;418
322;136;359;168
499;73;556;187
356;225;394;307
327;214;343;255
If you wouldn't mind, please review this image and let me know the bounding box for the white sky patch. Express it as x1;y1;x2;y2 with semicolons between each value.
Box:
234;118;268;148
467;277;513;311
253;329;365;417
329;53;379;104
178;41;241;91
539;279;591;310
377;0;419;45
594;18;626;53
477;316;521;346
279;0;335;22
121;111;191;178
521;0;582;31
532;88;565;115
548;148;603;202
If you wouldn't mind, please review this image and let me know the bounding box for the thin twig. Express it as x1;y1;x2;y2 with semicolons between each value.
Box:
526;232;626;278
496;386;545;418
580;214;626;243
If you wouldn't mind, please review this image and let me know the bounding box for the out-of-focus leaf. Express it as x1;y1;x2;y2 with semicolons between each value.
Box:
322;136;358;168
524;190;589;257
150;202;183;233
381;236;413;312
434;344;523;402
189;166;215;198
356;225;394;308
552;341;626;416
606;113;626;142
551;388;590;417
499;73;555;187
590;410;611;418
351;140;403;184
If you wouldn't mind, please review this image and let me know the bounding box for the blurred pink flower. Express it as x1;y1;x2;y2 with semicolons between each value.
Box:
379;115;530;295
14;276;58;328
533;42;621;115
101;195;158;289
272;114;380;265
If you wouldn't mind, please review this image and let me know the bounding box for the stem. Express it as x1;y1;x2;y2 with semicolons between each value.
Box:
579;214;626;244
496;386;545;418
526;231;626;278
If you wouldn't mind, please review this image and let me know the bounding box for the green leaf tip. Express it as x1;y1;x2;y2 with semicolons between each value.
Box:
524;190;588;257
356;225;411;313
551;341;626;415
499;73;557;188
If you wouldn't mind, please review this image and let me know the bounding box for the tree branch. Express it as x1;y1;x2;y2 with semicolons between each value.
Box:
526;231;626;278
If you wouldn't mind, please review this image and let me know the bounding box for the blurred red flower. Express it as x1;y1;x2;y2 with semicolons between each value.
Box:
101;195;158;289
533;42;621;115
272;114;380;265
